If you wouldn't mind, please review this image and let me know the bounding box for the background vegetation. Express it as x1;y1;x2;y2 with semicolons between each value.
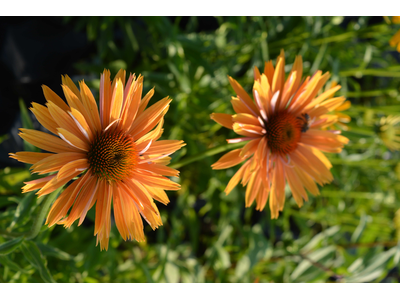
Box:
1;16;400;283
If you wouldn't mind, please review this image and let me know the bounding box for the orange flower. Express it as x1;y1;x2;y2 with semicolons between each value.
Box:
211;50;349;218
10;70;185;250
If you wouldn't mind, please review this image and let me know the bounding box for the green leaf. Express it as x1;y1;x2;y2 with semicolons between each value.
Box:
36;243;74;261
301;226;340;253
19;98;33;130
25;187;62;240
346;247;397;283
0;134;8;144
0;255;28;273
0;237;24;255
18;98;38;152
165;262;180;283
8;192;36;230
351;213;369;243
291;246;336;281
20;240;55;283
235;225;271;281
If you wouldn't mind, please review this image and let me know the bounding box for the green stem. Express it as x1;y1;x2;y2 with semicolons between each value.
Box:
169;141;247;169
269;24;389;51
24;187;62;240
339;69;400;78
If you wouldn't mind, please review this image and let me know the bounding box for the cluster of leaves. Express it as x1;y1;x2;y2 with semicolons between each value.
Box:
1;16;400;282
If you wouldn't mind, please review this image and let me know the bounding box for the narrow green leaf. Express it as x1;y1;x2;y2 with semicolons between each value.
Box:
351;213;369;243
8;192;36;230
301;226;340;253
20;240;55;283
25;187;62;240
291;246;336;281
0;237;24;255
18;98;38;152
346;247;397;283
36;243;74;261
19;98;33;130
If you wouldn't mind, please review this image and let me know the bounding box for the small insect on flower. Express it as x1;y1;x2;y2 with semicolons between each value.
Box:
10;70;185;250
211;50;349;219
297;113;310;133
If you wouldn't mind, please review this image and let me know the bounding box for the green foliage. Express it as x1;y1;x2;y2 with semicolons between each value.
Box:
1;16;400;282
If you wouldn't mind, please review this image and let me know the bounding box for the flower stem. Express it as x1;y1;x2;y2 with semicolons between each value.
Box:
169;141;247;169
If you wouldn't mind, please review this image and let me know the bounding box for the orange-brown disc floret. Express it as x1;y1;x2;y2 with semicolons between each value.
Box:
265;112;303;155
88;130;138;182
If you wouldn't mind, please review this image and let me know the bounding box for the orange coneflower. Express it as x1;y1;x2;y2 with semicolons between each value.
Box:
10;70;185;250
376;115;400;151
211;50;349;218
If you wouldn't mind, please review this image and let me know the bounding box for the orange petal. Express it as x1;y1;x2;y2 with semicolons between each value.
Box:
284;164;308;207
224;160;250;195
109;79;124;126
41;85;70;112
211;148;246;170
31;152;86;175
210;113;233;129
100;70;112;128
79;81;102;134
233;113;262;126
263;60;275;86
121;179;159;217
46;174;87;227
61;74;81;101
131;173;180;191
9;151;52;165
145;186;170;205
47;101;86;141
129;97;171;138
63;174;98;227
57;158;88;180
228;76;259;116
233;123;264;137
37;169;81;198
245;171;262;207
271;49;285;106
230;97;258;117
58;128;89;152
144;140;185;156
30;103;59;135
240;138;261;158
137;163;179;177
111;69;126;90
19;129;77;153
69;107;94;142
95;181;112;251
22;175;56;193
137;87;155;117
119;76;143;132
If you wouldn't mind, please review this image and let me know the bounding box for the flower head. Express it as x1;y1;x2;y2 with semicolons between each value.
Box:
211;50;349;218
375;115;400;151
10;70;185;250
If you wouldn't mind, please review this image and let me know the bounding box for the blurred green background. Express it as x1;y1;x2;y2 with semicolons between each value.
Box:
1;16;400;283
